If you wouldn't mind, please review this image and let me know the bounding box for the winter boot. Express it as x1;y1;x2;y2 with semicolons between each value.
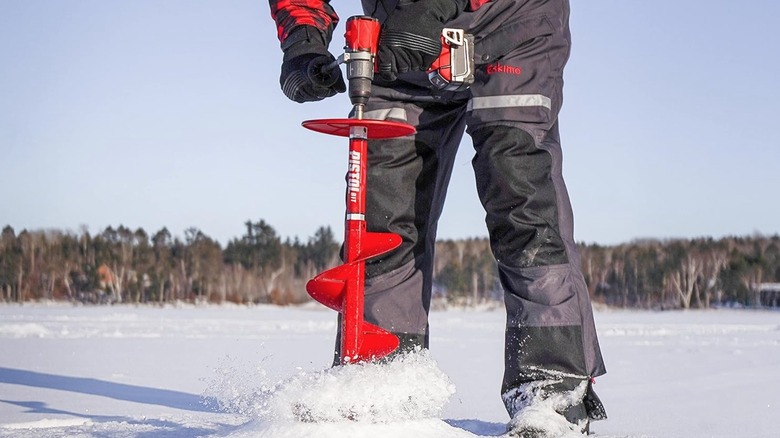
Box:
503;375;593;437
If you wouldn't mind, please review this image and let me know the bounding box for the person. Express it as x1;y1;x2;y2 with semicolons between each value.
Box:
268;0;607;435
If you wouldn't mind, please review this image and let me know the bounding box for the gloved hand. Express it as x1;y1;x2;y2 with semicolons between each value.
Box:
280;26;346;103
378;0;467;82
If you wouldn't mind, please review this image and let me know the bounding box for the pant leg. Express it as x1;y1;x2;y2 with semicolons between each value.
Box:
458;0;606;419
470;123;605;420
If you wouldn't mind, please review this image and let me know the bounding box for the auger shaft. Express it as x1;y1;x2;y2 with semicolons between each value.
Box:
341;125;369;361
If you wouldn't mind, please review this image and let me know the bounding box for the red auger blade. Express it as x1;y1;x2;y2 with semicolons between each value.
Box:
306;263;354;312
358;231;403;260
307;262;399;364
355;321;400;362
306;233;401;312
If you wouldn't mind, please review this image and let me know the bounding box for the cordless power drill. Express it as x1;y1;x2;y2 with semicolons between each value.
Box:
310;16;475;119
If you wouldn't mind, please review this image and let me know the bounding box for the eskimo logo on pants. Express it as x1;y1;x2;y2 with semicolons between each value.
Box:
486;63;522;76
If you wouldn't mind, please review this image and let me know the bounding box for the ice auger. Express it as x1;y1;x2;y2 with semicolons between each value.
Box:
302;16;416;364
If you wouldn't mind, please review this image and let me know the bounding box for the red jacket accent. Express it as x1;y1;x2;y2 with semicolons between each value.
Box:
269;0;339;43
468;0;492;11
269;0;494;45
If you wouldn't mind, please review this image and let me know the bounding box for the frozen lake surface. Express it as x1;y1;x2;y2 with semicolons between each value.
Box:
1;303;778;437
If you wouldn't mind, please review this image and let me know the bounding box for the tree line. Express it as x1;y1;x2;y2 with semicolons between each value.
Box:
0;221;337;305
1;222;778;309
579;235;780;309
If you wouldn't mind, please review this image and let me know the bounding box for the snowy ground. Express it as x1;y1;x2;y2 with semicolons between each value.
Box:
0;303;778;437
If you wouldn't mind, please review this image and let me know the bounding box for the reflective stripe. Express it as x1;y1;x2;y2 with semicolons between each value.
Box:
467;94;552;111
363;107;407;122
346;213;365;221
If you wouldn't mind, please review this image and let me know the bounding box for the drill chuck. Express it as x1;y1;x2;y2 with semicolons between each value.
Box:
343;51;374;108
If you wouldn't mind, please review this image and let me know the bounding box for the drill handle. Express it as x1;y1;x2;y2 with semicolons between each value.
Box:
306;56;342;88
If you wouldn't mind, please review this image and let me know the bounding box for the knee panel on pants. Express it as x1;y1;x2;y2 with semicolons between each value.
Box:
470;125;568;268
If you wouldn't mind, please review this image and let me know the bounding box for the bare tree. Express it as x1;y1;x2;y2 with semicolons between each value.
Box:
669;253;701;309
699;243;728;308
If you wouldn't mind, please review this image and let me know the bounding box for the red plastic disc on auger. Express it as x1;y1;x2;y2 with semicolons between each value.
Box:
302;118;416;139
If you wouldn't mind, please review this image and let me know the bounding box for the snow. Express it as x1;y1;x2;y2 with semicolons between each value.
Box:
0;303;779;437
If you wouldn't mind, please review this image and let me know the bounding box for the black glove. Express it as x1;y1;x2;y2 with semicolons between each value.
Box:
280;26;346;103
378;0;467;82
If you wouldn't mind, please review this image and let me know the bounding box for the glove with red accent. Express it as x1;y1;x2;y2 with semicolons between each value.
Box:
280;26;346;103
378;0;467;82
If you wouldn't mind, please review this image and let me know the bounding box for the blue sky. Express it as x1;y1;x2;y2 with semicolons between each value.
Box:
1;1;779;245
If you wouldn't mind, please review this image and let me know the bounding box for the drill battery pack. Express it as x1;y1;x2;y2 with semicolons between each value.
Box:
428;28;475;92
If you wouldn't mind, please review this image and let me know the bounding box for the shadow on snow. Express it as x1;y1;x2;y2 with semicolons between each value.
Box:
0;367;211;413
446;418;508;436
